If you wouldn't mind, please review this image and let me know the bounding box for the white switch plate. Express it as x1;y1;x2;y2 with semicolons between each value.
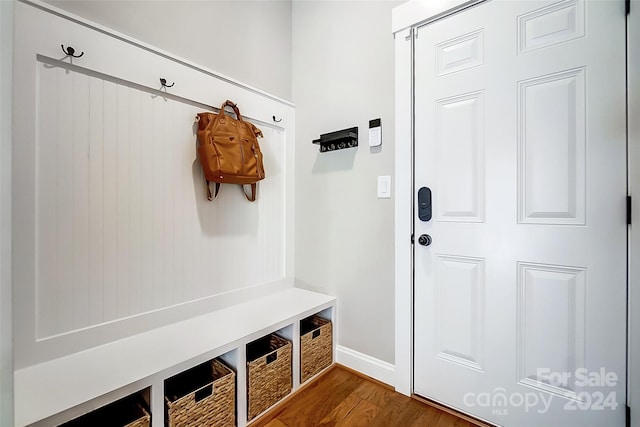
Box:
377;176;391;198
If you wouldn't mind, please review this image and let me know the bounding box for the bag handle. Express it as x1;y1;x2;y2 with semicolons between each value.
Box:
218;100;243;121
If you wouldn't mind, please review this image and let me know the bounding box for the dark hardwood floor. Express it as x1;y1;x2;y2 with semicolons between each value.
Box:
250;365;485;427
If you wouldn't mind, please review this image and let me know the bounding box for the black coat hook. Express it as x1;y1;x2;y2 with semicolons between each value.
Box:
273;115;282;123
160;78;175;88
61;45;84;58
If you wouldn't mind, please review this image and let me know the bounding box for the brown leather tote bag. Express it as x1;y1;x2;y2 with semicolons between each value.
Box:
196;100;265;201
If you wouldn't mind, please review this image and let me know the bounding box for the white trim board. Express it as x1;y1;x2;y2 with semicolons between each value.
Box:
393;26;413;397
628;1;640;424
392;0;484;34
336;345;396;388
0;1;13;426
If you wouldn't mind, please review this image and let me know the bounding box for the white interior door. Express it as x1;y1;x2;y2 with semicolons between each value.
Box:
413;1;627;426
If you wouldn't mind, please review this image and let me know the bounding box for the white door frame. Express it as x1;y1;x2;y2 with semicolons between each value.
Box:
393;0;488;397
0;1;14;426
392;3;640;422
628;1;640;425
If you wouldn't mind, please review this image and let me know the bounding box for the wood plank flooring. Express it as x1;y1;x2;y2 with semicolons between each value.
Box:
250;365;483;427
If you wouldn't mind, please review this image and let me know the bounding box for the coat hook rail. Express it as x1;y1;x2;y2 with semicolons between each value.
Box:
61;44;84;58
160;78;175;88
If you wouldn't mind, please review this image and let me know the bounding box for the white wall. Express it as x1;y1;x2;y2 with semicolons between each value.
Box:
0;1;14;425
44;0;293;101
292;0;401;365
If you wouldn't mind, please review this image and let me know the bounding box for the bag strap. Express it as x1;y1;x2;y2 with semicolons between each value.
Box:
250;122;264;138
208;182;255;202
242;184;257;202
205;179;221;201
218;100;243;121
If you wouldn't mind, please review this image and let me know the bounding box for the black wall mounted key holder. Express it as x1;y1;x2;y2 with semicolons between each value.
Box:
313;127;358;152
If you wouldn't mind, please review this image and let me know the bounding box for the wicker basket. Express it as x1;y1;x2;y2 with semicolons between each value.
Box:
300;315;333;383
246;334;292;420
59;393;150;427
165;358;236;427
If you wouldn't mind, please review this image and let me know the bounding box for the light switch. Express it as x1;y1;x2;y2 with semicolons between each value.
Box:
377;176;391;198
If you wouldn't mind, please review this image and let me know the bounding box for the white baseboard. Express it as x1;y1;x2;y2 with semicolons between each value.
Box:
336;345;396;387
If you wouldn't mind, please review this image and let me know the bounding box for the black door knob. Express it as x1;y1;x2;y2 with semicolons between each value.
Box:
418;234;432;246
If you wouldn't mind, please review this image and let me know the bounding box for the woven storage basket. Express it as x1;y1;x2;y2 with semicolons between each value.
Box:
300;315;333;383
165;358;236;427
59;393;150;427
246;334;292;420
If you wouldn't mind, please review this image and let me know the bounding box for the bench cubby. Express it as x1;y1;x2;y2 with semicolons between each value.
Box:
300;312;333;384
58;389;151;427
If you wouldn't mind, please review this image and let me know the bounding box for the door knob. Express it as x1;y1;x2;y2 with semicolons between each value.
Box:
418;234;432;246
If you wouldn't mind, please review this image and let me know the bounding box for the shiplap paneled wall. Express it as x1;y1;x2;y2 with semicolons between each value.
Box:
35;57;285;338
14;0;294;369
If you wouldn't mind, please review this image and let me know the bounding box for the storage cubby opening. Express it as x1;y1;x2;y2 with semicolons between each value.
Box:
217;348;239;371
246;334;290;362
246;332;293;421
314;306;333;322
215;349;240;427
300;315;331;336
300;312;333;384
164;358;236;427
164;359;233;402
276;323;295;342
59;389;150;427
